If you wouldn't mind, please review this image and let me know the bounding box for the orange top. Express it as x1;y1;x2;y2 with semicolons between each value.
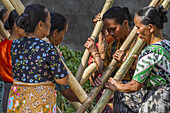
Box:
0;39;13;82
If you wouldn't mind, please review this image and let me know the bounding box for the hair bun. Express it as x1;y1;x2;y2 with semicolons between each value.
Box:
4;19;11;30
158;5;168;23
16;13;30;30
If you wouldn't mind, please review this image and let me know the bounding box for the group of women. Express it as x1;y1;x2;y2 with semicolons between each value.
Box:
0;2;169;113
85;5;169;113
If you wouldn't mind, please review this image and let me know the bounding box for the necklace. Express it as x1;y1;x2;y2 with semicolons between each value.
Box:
151;38;162;44
117;40;120;50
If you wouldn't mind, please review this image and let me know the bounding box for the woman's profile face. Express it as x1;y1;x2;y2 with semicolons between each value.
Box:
43;12;51;37
134;15;152;42
103;18;128;41
56;24;68;45
51;24;68;45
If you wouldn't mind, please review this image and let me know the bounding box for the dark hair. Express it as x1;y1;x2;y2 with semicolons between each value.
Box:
50;13;67;33
0;7;8;23
136;5;168;29
4;10;19;30
16;4;49;33
102;6;133;26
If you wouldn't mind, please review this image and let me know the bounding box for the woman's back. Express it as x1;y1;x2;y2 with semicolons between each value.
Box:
11;37;68;83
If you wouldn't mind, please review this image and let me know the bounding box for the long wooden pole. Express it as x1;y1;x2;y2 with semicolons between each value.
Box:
75;0;115;82
1;0;15;12
80;63;97;85
61;59;90;104
76;0;164;112
0;20;10;39
76;25;138;113
9;0;25;15
91;38;145;113
0;0;14;39
91;0;169;112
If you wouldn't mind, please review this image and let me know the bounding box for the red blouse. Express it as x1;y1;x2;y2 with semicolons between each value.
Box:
0;39;13;82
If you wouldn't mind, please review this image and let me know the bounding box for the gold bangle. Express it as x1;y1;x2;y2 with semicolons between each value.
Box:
93;53;100;58
91;52;99;56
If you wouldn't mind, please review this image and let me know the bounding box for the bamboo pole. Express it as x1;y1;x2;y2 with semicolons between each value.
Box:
76;25;138;113
1;0;15;12
0;20;10;39
75;0;115;82
76;0;163;112
80;63;97;85
9;0;25;15
61;59;90;104
57;106;63;113
161;0;170;10
70;102;89;113
0;0;14;39
70;102;82;111
91;38;145;113
91;1;169;112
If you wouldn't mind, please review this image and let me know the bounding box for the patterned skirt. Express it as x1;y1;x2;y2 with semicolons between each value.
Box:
114;82;170;113
139;84;170;113
7;80;57;113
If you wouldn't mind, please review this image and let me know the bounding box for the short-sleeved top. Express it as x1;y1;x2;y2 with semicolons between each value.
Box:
133;39;170;87
11;37;68;83
41;37;70;90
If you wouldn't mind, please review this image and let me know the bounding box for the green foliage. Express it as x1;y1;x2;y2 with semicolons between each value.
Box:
59;45;83;75
57;45;94;113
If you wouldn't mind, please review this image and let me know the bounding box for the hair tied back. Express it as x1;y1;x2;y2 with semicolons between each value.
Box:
4;19;11;30
158;5;168;23
16;13;30;30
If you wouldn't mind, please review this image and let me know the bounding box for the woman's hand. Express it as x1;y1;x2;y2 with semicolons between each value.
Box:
84;38;98;55
93;13;106;35
105;78;120;91
93;13;101;25
92;76;102;87
123;53;138;70
131;55;138;70
113;50;125;62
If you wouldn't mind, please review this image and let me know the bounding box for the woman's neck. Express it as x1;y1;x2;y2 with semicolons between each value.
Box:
26;32;43;39
150;29;163;44
120;27;131;44
8;31;18;41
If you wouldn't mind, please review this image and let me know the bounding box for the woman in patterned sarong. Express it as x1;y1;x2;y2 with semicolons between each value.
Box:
106;6;170;113
7;4;69;113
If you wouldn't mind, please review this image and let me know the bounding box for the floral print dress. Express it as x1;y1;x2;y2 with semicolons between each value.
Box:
7;37;68;113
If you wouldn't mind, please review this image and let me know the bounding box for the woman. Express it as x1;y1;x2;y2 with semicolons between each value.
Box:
46;12;79;101
0;10;24;113
0;7;9;41
85;6;140;113
106;6;170;113
7;4;68;113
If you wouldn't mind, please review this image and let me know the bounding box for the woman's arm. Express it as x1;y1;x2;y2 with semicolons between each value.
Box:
105;78;143;93
84;38;103;74
54;75;69;85
60;88;79;102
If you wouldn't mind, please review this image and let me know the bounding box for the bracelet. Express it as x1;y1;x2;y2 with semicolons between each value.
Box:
101;58;105;61
93;53;100;58
91;52;99;56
